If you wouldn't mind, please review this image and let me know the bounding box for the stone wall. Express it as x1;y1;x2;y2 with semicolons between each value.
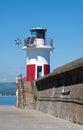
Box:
16;75;35;109
32;59;83;124
34;84;83;124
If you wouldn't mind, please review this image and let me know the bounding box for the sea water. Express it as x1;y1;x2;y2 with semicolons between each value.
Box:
0;96;16;106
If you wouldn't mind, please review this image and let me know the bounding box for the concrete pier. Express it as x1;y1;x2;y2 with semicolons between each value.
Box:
0;106;83;130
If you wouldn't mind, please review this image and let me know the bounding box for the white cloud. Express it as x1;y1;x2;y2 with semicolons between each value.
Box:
0;75;15;83
0;78;8;83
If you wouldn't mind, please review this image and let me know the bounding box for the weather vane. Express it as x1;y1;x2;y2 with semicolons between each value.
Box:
15;38;22;46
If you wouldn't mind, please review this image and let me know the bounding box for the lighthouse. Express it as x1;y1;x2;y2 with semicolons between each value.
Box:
23;27;53;81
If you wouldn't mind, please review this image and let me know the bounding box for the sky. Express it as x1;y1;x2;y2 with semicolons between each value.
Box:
0;0;83;82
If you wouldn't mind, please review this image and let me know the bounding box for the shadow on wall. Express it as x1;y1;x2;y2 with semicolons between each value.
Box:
36;66;83;91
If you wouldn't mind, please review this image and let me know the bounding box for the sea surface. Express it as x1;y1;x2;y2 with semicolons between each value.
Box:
0;96;16;106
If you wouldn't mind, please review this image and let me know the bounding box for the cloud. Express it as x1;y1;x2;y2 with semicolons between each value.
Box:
0;78;8;83
0;75;16;83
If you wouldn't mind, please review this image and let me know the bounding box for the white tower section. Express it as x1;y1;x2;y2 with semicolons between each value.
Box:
23;27;53;81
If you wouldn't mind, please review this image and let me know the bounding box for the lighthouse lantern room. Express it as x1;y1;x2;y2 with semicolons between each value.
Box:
23;27;53;81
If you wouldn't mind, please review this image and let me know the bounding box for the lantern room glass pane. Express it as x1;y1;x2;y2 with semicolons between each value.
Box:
31;30;45;39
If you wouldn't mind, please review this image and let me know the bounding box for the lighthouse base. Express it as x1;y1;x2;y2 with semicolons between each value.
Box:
26;64;50;81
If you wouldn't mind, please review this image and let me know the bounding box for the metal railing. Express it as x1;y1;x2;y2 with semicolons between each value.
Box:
24;38;53;47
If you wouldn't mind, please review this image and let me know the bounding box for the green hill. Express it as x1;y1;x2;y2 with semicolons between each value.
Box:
0;82;16;96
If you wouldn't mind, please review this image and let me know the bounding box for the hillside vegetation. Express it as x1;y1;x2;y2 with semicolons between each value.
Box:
0;82;16;96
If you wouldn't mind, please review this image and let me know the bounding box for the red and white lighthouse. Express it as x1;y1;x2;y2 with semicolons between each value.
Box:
23;27;53;81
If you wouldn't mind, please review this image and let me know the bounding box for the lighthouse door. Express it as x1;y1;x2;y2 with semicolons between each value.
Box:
37;66;42;78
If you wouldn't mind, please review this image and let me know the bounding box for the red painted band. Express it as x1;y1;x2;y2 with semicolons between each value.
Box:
26;64;35;81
